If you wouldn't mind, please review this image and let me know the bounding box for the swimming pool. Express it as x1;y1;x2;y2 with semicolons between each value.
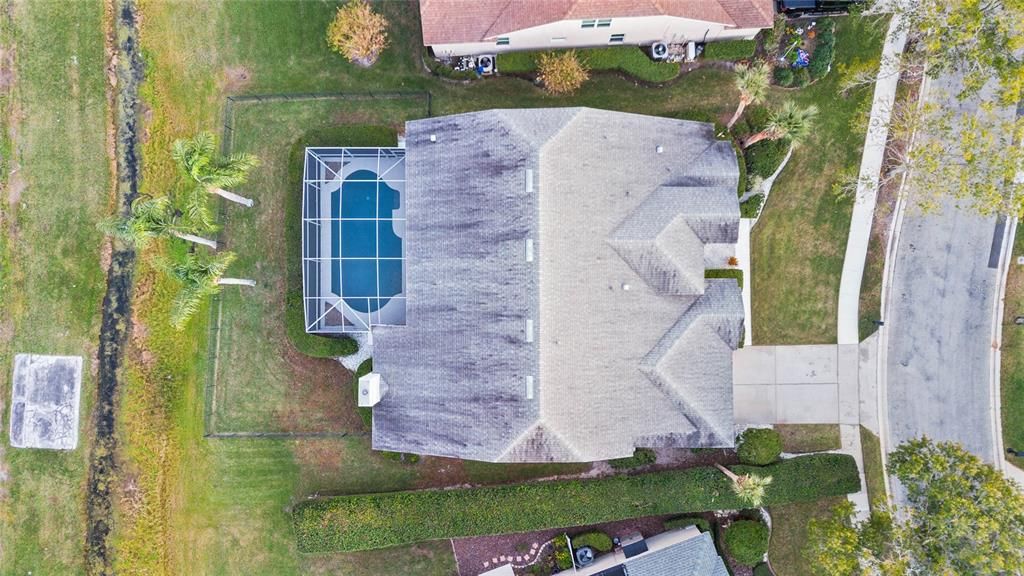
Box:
330;169;404;314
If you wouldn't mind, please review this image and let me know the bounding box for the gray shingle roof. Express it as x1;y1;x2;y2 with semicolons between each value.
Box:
371;108;743;462
624;532;730;576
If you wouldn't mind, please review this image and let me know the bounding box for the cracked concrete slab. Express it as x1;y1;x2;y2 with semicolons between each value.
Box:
9;354;82;450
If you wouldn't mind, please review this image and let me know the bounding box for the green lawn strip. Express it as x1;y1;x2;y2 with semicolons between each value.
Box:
463;460;592;485
293;454;860;553
702;39;757;61
302;541;457;576
498;46;680;82
751;15;888;344
1001;224;1024;469
0;1;109;573
776;424;841;453
767;497;847;576
859;426;886;511
706;269;744;289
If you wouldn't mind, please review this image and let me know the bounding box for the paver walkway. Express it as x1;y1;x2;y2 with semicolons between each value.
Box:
836;15;908;344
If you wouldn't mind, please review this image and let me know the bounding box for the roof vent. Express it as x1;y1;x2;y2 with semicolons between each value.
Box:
656;145;664;154
525;238;534;262
429;134;437;142
525;169;534;192
526;319;534;343
622;282;631;291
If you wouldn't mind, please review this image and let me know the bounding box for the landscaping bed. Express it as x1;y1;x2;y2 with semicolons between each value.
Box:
498;46;680;83
293;454;860;553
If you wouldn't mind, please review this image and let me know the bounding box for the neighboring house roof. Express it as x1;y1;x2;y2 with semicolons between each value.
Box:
371;108;743;463
575;528;730;576
419;0;775;45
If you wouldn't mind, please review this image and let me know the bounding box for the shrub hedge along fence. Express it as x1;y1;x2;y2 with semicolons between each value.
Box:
292;453;860;553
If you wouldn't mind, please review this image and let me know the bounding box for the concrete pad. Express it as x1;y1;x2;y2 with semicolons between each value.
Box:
9;354;83;450
734;384;777;425
775;384;838;423
732;347;776;385
838;344;860;425
775;345;838;384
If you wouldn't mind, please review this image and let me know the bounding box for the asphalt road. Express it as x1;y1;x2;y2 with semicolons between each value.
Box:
883;74;1005;465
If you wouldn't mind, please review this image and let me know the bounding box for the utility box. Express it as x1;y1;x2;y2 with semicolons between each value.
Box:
358;372;387;407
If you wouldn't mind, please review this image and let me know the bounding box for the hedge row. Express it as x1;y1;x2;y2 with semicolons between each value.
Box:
498;47;679;83
703;39;756;61
292;453;860;553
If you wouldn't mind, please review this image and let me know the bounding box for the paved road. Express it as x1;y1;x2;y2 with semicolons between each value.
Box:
883;74;1006;465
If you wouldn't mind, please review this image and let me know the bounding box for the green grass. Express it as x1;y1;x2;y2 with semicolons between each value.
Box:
751;15;889;344
498;46;680;82
1002;224;1024;470
859;426;886;511
0;1;110;573
706;268;744;289
462;461;591;485
776;424;842;453
702;39;757;61
294;454;861;552
768;497;847;576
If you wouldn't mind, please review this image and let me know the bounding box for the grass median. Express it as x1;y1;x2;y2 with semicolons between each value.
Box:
293;453;860;553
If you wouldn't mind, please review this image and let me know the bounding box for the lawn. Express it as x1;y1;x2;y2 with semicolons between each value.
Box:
859;426;887;510
768;497;847;576
0;1;110;573
498;46;681;82
1001;224;1024;470
751;15;889;344
776;424;841;453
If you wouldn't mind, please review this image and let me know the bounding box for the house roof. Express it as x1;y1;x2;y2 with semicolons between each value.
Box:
371;108;743;462
419;0;775;45
623;531;730;576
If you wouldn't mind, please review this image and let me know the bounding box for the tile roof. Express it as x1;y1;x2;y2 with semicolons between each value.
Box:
419;0;774;45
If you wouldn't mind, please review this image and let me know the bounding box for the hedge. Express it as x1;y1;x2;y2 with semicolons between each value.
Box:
571;531;613;552
499;46;679;83
664;516;711;533
702;39;756;61
705;269;743;289
744;139;790;181
292;453;860;552
285;125;397;358
737;428;782;465
740;194;765;219
608;447;657;469
724;520;769;566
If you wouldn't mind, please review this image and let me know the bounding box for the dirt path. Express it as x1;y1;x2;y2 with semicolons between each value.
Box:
85;0;143;573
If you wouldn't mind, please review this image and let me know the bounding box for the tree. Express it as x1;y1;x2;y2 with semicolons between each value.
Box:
99;196;217;249
172;132;259;209
326;0;389;67
164;251;254;329
715;464;773;507
807;438;1024;575
537;51;590;95
728;62;771;129
740;102;818;148
871;0;1024;104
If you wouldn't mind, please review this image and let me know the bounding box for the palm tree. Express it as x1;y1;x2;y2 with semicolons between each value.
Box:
727;62;771;130
172;132;260;207
740;101;819;149
99;196;218;249
715;463;773;507
164;251;255;329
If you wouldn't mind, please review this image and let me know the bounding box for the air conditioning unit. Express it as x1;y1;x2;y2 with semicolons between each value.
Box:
478;54;495;75
650;42;669;60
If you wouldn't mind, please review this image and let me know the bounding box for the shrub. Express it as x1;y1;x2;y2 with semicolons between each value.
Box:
737;428;783;465
754;562;774;576
773;66;793;87
353;358;373;428
809;43;833;79
537;50;590;94
552;535;573;570
793;67;811;87
744;138;790;180
740;194;765;219
703;39;756;61
724;520;769;567
326;0;389;66
664;516;711;533
571;531;613;552
608;447;657;469
292;453;860;552
732;139;748;196
424;51;478;81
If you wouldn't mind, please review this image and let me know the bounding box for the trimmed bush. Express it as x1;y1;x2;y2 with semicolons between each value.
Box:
745;138;790;180
571;531;613;552
326;0;389;66
292;453;860;552
724;520;769;567
608;447;657;469
740;194;765;219
664;516;711;533
705;269;743;289
538;50;590;94
809;43;833;79
773;66;793;87
737;428;783;465
703;39;756;61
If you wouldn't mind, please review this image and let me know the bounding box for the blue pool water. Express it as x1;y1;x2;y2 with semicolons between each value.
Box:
330;169;403;313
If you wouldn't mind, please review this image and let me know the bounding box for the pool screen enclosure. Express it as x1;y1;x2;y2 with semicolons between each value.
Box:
302;147;406;334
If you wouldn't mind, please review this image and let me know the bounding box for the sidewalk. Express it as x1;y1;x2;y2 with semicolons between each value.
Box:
836;15;908;344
